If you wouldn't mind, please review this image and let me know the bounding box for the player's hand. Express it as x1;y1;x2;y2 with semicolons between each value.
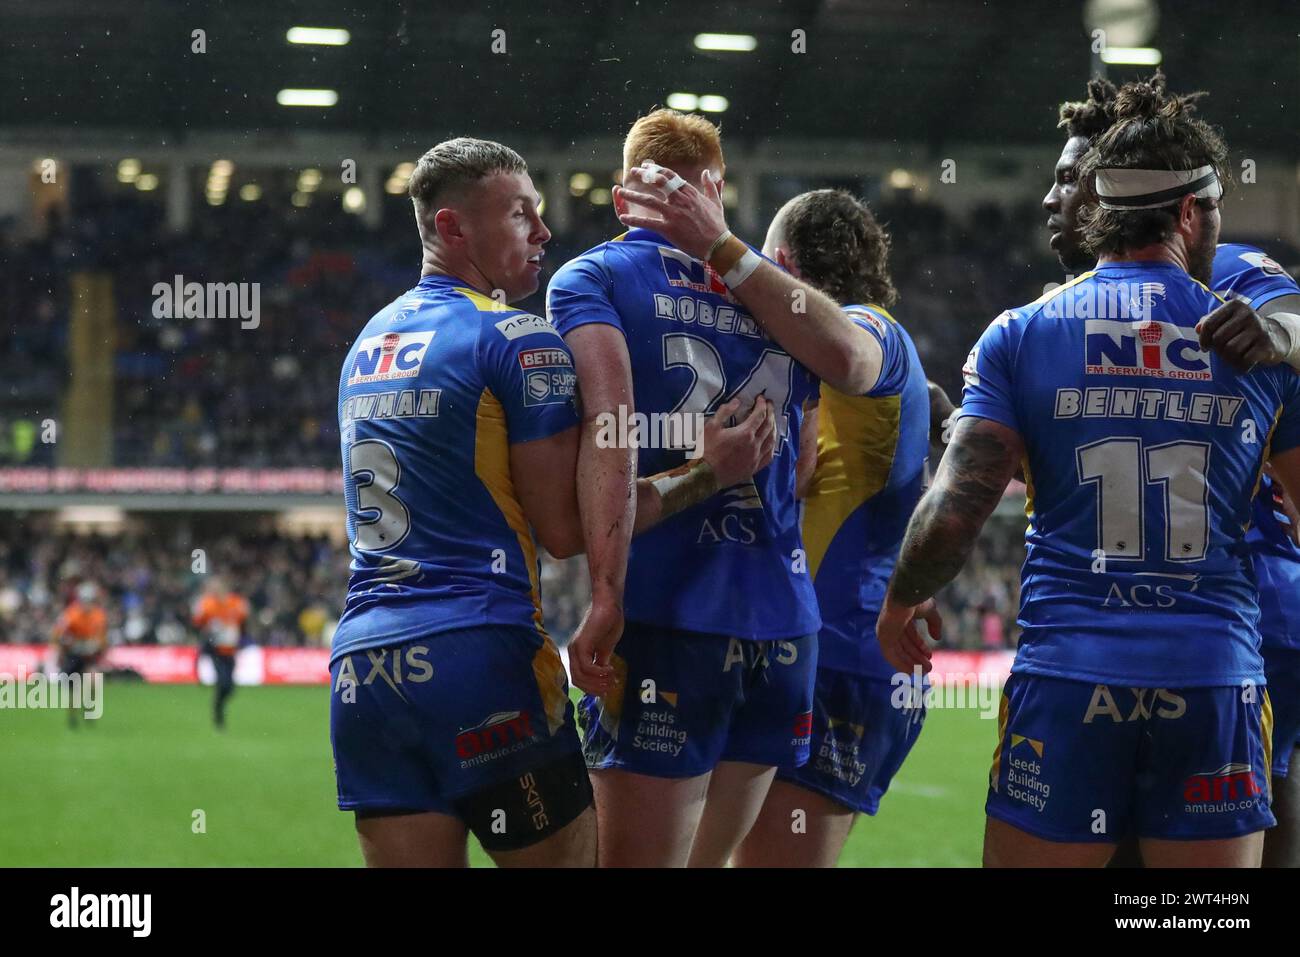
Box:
613;162;729;261
700;396;776;487
1197;297;1288;373
876;595;942;675
567;597;624;696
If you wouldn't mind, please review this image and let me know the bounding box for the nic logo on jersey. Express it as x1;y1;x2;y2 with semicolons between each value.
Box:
1084;319;1211;381
348;331;435;385
658;246;738;303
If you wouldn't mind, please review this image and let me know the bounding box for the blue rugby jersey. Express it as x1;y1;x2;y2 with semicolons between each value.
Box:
960;260;1300;686
332;274;579;665
803;305;931;678
546;228;820;640
1213;242;1300;651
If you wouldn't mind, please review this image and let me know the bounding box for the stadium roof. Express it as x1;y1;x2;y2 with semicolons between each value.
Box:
2;0;1296;153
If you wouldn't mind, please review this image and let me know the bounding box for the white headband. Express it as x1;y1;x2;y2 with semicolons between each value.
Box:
1095;165;1222;210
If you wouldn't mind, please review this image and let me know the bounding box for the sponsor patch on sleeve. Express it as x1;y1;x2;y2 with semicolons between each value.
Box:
962;346;981;388
518;347;573;370
521;355;577;407
847;307;889;339
1240;251;1293;280
495;312;563;341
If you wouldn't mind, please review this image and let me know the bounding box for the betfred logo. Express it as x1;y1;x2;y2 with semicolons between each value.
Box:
348;331;435;385
1183;763;1261;804
455;710;535;759
657;246;737;302
1084;319;1211;380
518;347;572;369
792;711;814;738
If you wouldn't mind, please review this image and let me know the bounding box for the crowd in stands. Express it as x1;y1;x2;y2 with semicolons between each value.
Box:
0;517;1020;649
0;520;347;647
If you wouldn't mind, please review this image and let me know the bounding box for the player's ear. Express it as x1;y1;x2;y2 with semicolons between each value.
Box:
433;207;465;245
612;184;628;216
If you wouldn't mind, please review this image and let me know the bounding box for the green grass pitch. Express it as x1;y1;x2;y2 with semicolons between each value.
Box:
1;683;992;866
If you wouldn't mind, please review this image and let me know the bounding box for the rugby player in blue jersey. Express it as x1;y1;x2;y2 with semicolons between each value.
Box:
731;190;935;867
331;137;775;868
547;110;903;867
879;74;1300;867
1046;76;1300;868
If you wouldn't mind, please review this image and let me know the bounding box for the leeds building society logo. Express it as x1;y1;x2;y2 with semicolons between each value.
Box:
348;331;435;385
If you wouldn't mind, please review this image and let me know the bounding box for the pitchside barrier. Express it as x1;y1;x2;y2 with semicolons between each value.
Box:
0;644;1015;688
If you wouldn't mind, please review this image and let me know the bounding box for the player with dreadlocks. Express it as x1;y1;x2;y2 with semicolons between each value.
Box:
1044;72;1300;868
881;72;1300;866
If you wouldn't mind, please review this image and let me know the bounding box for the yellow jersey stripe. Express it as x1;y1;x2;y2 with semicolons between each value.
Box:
474;387;547;637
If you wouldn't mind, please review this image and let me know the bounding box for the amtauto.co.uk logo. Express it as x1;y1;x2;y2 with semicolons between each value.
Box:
1183;762;1263;813
455;710;536;763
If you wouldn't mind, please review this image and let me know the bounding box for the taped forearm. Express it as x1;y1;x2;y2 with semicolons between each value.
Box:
633;460;718;535
1265;311;1300;371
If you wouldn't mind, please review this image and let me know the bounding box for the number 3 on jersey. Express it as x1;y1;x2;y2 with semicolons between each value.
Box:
347;439;412;552
1076;438;1210;563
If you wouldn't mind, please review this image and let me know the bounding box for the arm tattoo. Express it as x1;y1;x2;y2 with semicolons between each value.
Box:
889;418;1022;606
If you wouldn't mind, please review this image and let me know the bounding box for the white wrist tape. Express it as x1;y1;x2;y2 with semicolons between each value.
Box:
721;248;762;289
649;469;691;499
1267;311;1300;371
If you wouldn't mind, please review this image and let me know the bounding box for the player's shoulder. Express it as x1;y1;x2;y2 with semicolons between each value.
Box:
1212;242;1298;293
1215;241;1267;262
1213;242;1271;275
476;305;564;351
1014;269;1104;322
843;302;896;331
845;302;918;349
551;233;634;278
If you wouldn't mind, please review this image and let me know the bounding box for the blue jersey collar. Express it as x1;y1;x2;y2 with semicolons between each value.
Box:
416;272;475;290
621;227;675;248
1095;259;1186;273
